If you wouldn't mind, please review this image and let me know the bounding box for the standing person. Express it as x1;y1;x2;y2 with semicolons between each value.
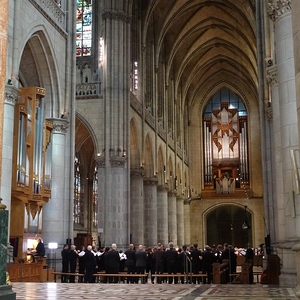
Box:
135;244;147;283
78;246;86;283
125;244;136;283
107;243;120;283
84;245;97;283
191;243;202;284
214;244;223;263
145;247;154;284
202;245;215;284
245;244;254;284
152;243;165;284
69;245;78;283
165;242;179;284
61;244;69;283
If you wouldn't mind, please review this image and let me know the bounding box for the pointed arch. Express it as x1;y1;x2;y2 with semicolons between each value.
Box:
144;134;154;177
130;118;141;169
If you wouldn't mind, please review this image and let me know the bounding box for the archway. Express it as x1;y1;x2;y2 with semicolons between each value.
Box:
206;205;252;248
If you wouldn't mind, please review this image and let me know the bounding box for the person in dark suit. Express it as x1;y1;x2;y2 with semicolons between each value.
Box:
84;245;97;283
165;242;179;284
201;245;215;284
152;243;165;284
135;244;147;283
125;244;136;283
68;245;78;283
191;243;202;284
107;243;120;283
61;244;69;283
245;244;254;284
35;239;45;257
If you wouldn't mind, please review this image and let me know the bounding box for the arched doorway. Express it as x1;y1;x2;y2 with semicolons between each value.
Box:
206;205;252;248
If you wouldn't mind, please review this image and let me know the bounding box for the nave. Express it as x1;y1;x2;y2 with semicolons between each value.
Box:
11;282;297;300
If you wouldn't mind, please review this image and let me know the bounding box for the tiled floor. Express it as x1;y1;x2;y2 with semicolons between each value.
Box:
11;282;299;300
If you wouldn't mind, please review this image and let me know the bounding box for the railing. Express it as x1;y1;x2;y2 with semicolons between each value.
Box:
183;251;193;284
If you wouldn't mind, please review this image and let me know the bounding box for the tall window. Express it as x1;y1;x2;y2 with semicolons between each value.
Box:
76;0;92;56
203;88;249;192
92;167;98;227
74;157;82;224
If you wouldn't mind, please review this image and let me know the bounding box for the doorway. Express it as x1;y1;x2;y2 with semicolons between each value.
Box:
206;205;252;248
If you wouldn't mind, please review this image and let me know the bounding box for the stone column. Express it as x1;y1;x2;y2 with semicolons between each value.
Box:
184;199;191;245
157;184;168;246
267;0;298;286
43;118;69;256
176;196;184;247
291;0;300;294
130;169;144;245
97;155;128;248
168;191;177;246
0;202;16;299
143;177;158;247
0;86;18;238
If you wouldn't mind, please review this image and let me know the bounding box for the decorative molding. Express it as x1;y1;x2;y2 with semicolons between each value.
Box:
130;168;144;177
143;177;158;185
95;156;105;168
157;184;169;192
183;198;191;205
266;65;278;86
110;156;127;167
4;86;19;106
168;190;177;197
28;0;67;38
102;10;131;23
265;106;273;123
47;118;69;134
267;0;291;22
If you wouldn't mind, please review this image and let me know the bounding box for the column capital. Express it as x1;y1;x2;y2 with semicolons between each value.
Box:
267;0;291;22
47;118;69;134
130;168;144;177
266;65;278;86
157;184;169;192
4;85;19;106
95;156;105;168
102;10;131;23
168;190;177;197
183;198;191;205
110;156;127;167
143;176;158;185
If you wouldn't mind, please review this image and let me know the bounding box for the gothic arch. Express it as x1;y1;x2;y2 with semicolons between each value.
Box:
203;203;253;248
157;146;165;185
144;133;154;178
18;28;61;118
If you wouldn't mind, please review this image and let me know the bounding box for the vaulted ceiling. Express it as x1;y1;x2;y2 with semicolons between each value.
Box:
141;0;257;109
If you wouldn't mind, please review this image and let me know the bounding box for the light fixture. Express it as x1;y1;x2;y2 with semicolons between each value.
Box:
242;206;250;230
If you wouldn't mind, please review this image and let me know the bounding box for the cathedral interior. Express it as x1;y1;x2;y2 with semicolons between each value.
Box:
1;0;300;290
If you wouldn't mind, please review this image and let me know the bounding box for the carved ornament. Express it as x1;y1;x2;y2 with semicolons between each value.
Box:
267;0;291;21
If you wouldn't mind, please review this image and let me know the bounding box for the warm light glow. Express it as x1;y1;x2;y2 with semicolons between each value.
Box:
133;61;138;90
27;239;38;249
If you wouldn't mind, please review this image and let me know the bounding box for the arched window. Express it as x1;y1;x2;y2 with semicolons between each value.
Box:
92;166;98;227
76;0;92;56
74;157;82;224
203;88;249;193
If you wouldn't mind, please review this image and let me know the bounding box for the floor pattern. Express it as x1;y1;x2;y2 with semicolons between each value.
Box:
11;283;299;300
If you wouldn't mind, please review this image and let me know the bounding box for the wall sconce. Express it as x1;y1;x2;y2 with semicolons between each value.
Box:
170;171;172;177
122;150;126;157
163;165;166;173
242;206;250;230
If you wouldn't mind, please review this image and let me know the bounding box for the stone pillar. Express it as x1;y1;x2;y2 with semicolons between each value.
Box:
43;118;70;253
176;196;184;247
157;185;168;246
0;86;18;238
0;202;16;299
97;155;128;248
130;169;144;245
267;0;298;285
143;177;158;247
291;0;300;294
168;191;177;246
184;199;191;245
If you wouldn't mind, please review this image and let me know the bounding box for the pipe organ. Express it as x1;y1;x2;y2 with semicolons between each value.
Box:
11;87;53;259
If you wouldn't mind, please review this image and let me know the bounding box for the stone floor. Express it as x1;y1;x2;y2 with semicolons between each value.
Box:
11;282;299;300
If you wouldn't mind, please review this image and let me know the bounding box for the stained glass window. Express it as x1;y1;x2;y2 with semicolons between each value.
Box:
74;157;82;224
76;0;92;56
92;167;98;227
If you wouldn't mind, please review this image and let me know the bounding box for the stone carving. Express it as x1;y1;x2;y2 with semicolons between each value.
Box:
102;10;131;23
49;118;69;134
266;65;278;86
110;156;127;167
5;87;19;106
267;0;291;21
